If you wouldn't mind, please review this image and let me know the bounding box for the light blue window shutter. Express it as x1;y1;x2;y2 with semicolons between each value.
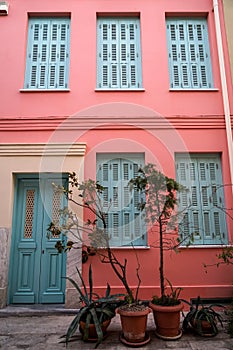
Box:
176;159;204;244
24;18;70;89
197;158;227;244
176;155;227;245
120;160;145;246
97;18;142;89
48;19;70;89
167;18;213;89
109;160;121;245
97;159;121;246
24;19;49;89
97;19;118;88
187;20;213;88
97;155;145;246
119;19;141;88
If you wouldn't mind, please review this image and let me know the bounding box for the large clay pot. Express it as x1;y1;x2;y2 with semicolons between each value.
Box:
191;318;217;336
149;301;183;339
117;306;151;344
79;319;111;340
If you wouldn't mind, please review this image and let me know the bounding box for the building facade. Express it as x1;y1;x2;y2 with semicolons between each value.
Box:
0;0;232;308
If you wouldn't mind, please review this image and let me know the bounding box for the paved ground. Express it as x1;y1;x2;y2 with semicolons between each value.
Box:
0;305;232;349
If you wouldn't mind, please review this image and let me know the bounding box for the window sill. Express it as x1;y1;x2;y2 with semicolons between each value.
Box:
169;88;219;92
95;88;145;92
20;89;70;92
108;246;150;249
179;244;229;249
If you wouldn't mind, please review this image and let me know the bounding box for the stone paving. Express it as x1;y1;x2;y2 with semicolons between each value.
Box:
0;306;232;349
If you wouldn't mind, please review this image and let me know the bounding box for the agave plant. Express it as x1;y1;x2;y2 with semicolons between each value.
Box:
64;264;124;348
182;296;225;336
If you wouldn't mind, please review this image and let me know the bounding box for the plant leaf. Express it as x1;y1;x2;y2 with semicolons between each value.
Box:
89;308;103;348
64;276;88;304
89;264;93;303
65;308;87;344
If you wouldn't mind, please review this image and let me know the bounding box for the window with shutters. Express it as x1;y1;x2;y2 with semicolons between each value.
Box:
176;154;228;245
24;18;70;90
96;153;146;247
96;17;143;90
166;18;214;89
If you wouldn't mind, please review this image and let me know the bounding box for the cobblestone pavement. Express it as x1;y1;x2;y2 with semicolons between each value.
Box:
0;306;232;349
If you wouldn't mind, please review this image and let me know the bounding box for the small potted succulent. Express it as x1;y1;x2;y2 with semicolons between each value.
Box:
182;296;225;337
63;264;124;348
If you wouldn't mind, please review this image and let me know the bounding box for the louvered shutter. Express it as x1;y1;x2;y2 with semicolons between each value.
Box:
166;18;213;89
176;155;227;245
24;18;70;89
97;154;146;246
97;18;142;89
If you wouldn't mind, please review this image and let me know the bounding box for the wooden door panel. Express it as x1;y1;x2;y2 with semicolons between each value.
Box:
9;175;67;304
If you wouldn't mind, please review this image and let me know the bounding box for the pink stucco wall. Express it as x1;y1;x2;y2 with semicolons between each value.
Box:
0;0;230;120
80;126;233;303
0;0;232;303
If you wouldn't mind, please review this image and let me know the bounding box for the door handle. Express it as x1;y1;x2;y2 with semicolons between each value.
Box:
42;250;45;254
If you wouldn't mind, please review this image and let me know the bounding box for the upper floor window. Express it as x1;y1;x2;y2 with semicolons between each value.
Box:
176;154;228;245
166;18;213;89
96;153;146;247
96;17;143;90
24;18;70;90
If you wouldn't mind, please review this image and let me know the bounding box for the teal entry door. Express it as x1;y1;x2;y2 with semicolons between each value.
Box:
9;174;67;304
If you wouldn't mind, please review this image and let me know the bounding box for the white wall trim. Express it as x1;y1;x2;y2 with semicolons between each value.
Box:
0;143;87;156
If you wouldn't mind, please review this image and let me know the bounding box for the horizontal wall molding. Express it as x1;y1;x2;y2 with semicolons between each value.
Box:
0;115;231;131
0;143;87;156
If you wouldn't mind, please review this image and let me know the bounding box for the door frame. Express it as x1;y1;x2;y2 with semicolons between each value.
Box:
8;173;68;304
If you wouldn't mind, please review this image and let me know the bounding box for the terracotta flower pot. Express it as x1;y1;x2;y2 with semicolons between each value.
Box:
149;301;183;339
79;319;111;340
191;318;217;336
117;306;151;344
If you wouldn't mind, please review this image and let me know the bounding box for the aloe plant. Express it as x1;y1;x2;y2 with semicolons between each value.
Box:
63;264;124;348
182;296;224;336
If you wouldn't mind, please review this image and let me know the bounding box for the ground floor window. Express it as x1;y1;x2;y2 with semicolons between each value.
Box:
175;153;228;245
96;153;146;247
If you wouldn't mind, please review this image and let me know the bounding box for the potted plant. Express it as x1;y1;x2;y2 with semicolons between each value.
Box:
49;174;152;346
129;163;189;339
149;279;183;339
95;238;152;346
113;249;151;346
182;296;225;337
63;263;124;348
